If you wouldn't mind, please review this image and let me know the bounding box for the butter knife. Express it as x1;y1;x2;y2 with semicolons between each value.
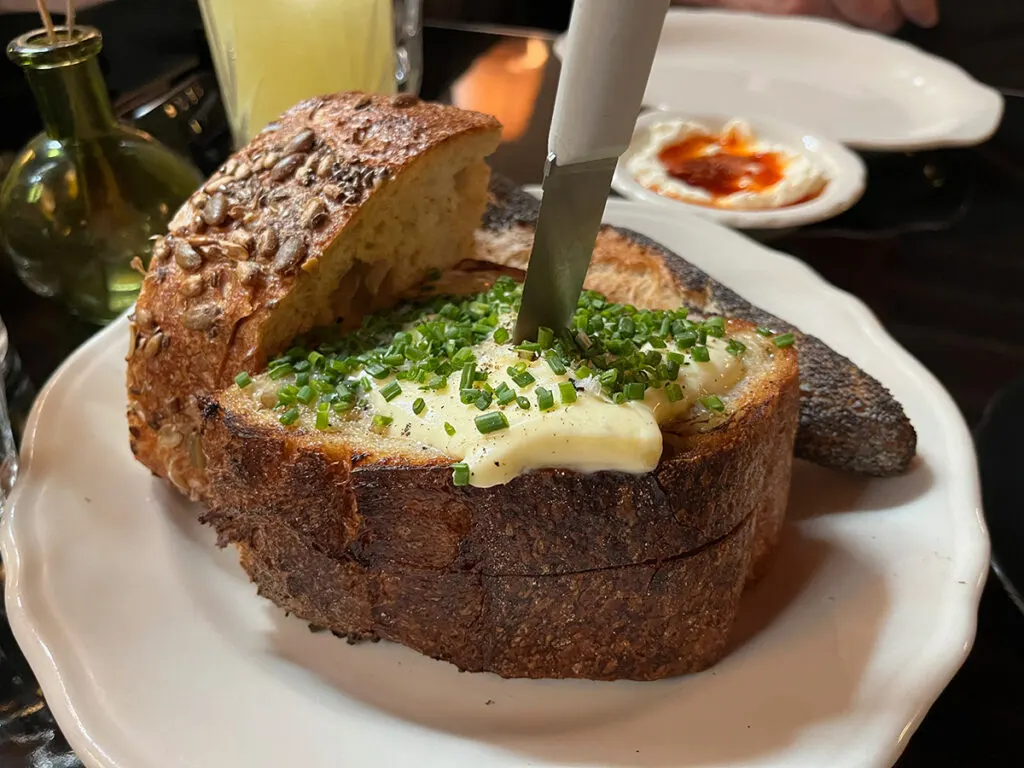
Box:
514;0;668;342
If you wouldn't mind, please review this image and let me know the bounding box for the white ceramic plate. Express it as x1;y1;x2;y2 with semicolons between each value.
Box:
2;201;988;768
612;111;866;229
553;9;1004;151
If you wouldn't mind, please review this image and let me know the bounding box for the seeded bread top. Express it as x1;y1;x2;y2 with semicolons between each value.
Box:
126;92;501;498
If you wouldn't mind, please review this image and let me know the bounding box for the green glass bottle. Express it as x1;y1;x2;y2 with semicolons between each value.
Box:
0;25;203;325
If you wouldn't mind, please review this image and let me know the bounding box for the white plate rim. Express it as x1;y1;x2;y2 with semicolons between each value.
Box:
1;200;990;768
611;111;867;229
552;8;1005;151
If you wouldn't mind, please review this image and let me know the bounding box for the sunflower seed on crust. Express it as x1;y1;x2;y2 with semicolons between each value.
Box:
272;237;307;273
283;129;315;156
256;228;278;259
173;241;203;271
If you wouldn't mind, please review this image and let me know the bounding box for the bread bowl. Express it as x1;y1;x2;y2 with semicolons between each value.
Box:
126;92;913;681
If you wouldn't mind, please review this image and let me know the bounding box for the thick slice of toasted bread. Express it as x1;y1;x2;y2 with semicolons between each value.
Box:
126;93;501;499
478;176;917;477
198;257;799;681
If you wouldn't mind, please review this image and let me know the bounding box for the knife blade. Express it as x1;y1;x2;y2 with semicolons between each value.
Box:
514;0;668;343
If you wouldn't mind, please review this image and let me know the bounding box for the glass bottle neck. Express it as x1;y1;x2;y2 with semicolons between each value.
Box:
24;55;116;141
8;26;117;142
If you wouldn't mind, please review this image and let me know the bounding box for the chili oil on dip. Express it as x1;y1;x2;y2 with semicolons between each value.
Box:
626;119;829;210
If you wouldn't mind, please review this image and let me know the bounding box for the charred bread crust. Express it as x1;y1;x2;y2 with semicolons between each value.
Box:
126;93;500;498
480;175;917;477
225;513;754;681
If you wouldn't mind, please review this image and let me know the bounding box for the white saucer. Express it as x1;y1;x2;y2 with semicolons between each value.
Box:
1;200;988;768
612;111;866;230
554;9;1004;151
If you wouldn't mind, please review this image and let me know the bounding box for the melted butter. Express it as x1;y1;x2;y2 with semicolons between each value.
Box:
364;334;746;488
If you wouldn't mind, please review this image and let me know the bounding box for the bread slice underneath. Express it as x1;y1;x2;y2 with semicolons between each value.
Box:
198;258;800;681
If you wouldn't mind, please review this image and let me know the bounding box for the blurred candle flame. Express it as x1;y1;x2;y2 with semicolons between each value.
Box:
451;38;549;143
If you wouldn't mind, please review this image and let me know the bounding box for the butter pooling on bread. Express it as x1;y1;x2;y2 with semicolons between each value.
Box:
126;93;502;499
226;272;789;489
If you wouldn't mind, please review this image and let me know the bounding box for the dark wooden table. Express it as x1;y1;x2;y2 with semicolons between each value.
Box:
2;9;1023;768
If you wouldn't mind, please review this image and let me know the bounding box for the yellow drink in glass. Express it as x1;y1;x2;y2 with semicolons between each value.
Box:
198;0;402;145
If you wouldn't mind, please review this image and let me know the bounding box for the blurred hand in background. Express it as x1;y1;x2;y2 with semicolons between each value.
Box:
672;0;939;34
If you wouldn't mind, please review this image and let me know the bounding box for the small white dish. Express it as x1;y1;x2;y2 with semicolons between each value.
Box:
1;200;988;768
613;111;866;230
553;9;1004;151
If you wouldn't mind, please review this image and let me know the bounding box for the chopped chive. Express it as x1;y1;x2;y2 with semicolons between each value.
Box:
296;385;316;405
279;407;300;426
772;333;795;348
545;352;567;376
612;391;626;404
516;396;531;410
676;331;697;349
624;382;646;401
700;395;725;413
451;346;476;366
474;390;493;411
599;368;619;386
537;326;554;349
558;381;578;404
307;351;325;368
575;365;592;379
294;371;310;387
691;345;711;363
366;363;390;379
665;381;683;402
475;410;509;434
427;374;447;390
756;326;774;337
379;380;402;402
704;316;725;330
536;386;555;411
234;371;252;388
517;341;541;354
371;414;393;428
293;360;311;373
444;422;456;436
413;397;426;415
459;362;475;390
495;383;516;405
460;388;478;404
493;327;510;344
315;409;329;430
511;370;535;388
269;364;294;380
726;339;747;357
452;462;470;486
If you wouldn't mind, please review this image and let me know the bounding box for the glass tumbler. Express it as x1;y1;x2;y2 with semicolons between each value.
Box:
0;318;17;498
198;0;423;146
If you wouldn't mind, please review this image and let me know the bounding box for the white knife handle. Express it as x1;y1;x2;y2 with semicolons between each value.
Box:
550;0;668;165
